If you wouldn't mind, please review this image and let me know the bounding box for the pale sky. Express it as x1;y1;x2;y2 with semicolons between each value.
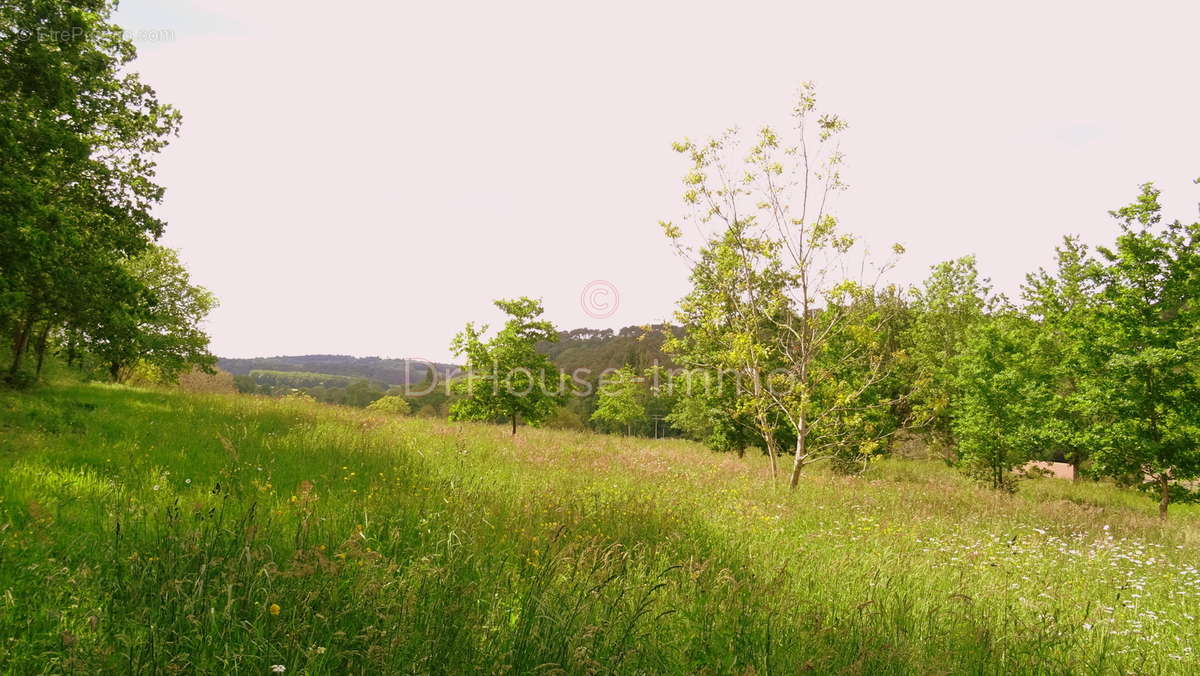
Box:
114;0;1199;363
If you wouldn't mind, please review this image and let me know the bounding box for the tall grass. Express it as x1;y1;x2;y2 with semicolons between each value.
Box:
1;383;1198;673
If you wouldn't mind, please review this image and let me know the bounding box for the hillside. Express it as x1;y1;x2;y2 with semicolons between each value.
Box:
2;383;1199;673
217;324;675;386
217;355;459;386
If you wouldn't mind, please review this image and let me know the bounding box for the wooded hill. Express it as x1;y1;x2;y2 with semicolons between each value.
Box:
217;355;458;385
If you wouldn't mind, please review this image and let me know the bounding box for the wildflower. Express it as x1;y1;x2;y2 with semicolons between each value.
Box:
315;646;326;654
270;665;286;673
185;478;192;484
269;603;281;616
152;485;160;491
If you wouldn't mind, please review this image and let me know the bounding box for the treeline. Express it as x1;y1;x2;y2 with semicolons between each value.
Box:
1;1;215;386
217;355;457;386
438;87;1199;517
233;368;453;416
640;85;1200;515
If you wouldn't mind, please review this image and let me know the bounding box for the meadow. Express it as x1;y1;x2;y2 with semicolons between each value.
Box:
2;383;1199;674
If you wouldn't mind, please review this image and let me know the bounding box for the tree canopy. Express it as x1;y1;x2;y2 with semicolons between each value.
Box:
449;297;569;434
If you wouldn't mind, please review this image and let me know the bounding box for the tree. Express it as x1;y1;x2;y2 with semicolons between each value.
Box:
904;256;993;460
1084;183;1200;518
664;227;791;474
367;395;411;415
1021;237;1103;478
590;366;647;434
662;83;904;488
664;368;765;457
953;313;1044;490
343;380;384;408
449;297;568;434
1;1;181;381
81;245;216;382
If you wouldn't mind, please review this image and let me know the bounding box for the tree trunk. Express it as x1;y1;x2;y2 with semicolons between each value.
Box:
757;411;780;482
110;360;122;383
33;323;51;376
511;412;517;435
789;416;807;489
1158;475;1170;520
8;308;36;377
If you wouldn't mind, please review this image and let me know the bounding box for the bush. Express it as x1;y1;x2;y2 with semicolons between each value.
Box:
367;395;410;415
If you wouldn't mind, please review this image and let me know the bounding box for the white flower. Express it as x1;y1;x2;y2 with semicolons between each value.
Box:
270;666;286;673
152;485;160;491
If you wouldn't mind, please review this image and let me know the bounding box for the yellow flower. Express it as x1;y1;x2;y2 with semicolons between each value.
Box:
269;603;281;616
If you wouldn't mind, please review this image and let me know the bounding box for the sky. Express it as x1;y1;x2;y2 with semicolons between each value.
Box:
113;0;1200;363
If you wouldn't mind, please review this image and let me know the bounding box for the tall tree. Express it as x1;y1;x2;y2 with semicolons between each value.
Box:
664;227;790;477
662;83;904;488
1084;183;1200;518
905;256;993;460
450;298;568;434
953;312;1044;490
1;0;181;380
1021;236;1102;478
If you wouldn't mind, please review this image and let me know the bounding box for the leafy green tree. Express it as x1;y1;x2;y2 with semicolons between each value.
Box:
590;366;647;434
1021;237;1103;478
663;83;905;488
953;313;1044;490
905;256;993;460
367;395;411;415
664;227;790;474
81;245;216;382
1;1;181;380
1084;183;1200;518
664;368;763;456
449;298;569;434
808;285;911;474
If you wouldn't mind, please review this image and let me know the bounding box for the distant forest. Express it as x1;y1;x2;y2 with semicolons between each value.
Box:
221;325;677;431
217;355;458;385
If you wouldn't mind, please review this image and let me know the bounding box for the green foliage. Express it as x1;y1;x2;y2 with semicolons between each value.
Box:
219;355;454;387
663;83;907;487
952;314;1043;490
80;245;217;383
905;256;993;458
450;298;569;433
589;366;647;434
1020;236;1103;472
663;368;762;455
1;1;185;382
367;395;411;415
249;370;359;388
1081;184;1200;516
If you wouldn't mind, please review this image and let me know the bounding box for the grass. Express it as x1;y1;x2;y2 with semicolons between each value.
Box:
1;383;1199;673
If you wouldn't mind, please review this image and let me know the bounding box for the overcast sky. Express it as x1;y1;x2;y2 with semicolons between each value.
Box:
114;0;1199;363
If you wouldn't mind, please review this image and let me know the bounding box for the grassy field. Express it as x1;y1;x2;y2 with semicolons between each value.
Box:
2;383;1199;674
